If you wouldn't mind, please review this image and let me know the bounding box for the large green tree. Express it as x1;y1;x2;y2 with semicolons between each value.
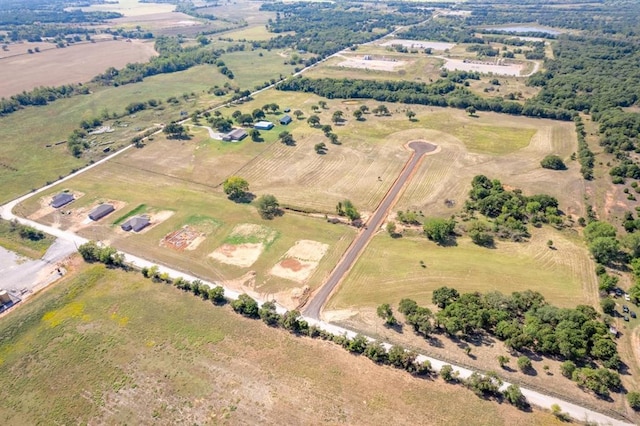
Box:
223;176;250;200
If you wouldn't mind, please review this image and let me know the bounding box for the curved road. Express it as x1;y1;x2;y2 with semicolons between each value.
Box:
304;141;437;319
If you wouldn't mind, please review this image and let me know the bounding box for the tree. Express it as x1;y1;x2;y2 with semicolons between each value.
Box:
541;154;566;170
466;106;476;116
628;391;640;410
517;356;532;372
600;297;616;315
293;109;304;119
209;286;225;305
373;104;389;116
259;301;281;326
432;286;459;308
268;103;279;113
589;237;621;265
163;122;188;139
252;108;265;120
231;294;259;318
336;200;360;221
223;176;249;200
279;131;295;146
497;355;510;369
307;115;320;127
237;113;253;126
332;110;344;124
386;221;397;236
280;310;303;333
584;221;617;242
314;142;327;154
405;110;416;121
376;303;397;326
440;364;458;382
359;105;369;114
364;341;388;363
249;128;262;142
503;384;528;409
318;100;327;109
560;360;576;378
353;109;363;120
256;194;280;219
423;218;455;244
321;124;332;135
327;132;339;145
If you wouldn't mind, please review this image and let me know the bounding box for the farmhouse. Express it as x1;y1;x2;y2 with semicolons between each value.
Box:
227;128;248;141
89;204;115;221
279;114;292;125
121;215;150;232
51;192;74;208
254;121;274;130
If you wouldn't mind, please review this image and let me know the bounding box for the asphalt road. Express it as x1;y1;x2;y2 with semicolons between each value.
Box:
304;141;437;319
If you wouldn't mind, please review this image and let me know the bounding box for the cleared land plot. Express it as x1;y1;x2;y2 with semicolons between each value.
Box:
442;58;524;76
210;223;278;268
380;39;456;51
15;158;355;303
74;0;174;16
328;227;595;311
220;49;299;90
336;55;408;72
306;49;444;82
223;25;284;41
393;107;583;218
0;40;157;98
0;264;561;425
270;239;329;283
108;12;231;35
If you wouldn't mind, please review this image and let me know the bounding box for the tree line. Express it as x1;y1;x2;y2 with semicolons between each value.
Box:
277;76;574;121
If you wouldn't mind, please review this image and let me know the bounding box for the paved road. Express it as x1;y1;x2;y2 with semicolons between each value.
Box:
304;141;437;319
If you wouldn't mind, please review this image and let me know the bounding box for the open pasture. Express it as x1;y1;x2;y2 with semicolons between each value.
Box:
0;264;561;425
0;40;157;99
380;39;456;51
73;0;175;16
328;226;596;312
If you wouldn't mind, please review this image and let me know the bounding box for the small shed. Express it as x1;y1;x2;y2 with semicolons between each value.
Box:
89;204;115;221
51;192;74;208
254;121;274;131
121;215;150;232
279;115;292;125
227;128;248;141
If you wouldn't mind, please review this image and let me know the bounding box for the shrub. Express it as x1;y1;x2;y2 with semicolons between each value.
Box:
540;154;566;170
517;356;532;372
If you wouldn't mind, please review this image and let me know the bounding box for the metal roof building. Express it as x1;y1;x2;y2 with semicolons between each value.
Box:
227;128;248;141
254;121;274;130
279;115;292;125
89;204;115;221
51;192;74;208
121;216;150;232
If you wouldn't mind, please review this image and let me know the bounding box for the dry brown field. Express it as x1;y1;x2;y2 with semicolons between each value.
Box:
0;39;157;98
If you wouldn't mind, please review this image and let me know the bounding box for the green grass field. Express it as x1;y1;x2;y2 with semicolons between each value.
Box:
0;219;55;258
0;263;561;425
328;226;596;311
15;156;355;299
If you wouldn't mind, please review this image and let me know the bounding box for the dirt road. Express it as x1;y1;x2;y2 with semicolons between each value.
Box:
304;141;437;319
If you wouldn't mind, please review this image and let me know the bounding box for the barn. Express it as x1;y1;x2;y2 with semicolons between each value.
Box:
89;204;115;221
121;215;150;232
227;128;248;141
254;121;274;130
279;115;292;125
51;192;74;208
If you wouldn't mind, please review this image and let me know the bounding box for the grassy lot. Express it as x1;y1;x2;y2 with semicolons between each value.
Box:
0;45;297;205
328;226;596;311
0;262;563;425
0;219;55;259
15;156;355;302
224;25;281;41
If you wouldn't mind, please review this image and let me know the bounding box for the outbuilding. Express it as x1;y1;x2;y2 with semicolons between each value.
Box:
121;215;150;232
279;114;292;125
254;121;274;131
51;192;74;208
89;204;115;221
227;128;248;141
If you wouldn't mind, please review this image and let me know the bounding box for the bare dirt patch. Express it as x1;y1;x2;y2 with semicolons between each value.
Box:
209;243;264;268
29;191;85;221
380;39;456;51
336;55;407;72
0;40;157;98
270;239;329;283
68;200;126;231
441;58;524;77
161;226;203;251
